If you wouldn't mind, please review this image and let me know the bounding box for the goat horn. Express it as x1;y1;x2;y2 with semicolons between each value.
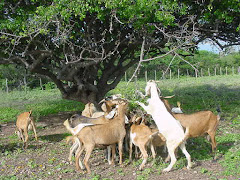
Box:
98;99;106;104
160;95;175;99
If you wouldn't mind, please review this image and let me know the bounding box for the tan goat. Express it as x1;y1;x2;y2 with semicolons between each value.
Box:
173;111;220;153
16;110;38;149
163;100;220;153
73;99;128;173
129;115;166;170
64;99;119;165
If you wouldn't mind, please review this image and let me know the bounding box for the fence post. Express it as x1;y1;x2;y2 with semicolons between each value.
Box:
208;68;210;76
178;69;180;79
154;70;157;81
6;78;9;93
40;78;44;90
187;69;189;76
232;66;234;75
125;72;127;82
23;76;27;92
220;67;222;75
214;67;217;76
135;75;138;83
225;67;228;75
170;69;172;79
145;71;148;82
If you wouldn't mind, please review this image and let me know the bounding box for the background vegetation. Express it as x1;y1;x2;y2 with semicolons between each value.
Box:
1;50;240;92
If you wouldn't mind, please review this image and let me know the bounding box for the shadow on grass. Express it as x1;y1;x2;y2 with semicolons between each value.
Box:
184;137;235;161
38;133;70;142
0;141;40;153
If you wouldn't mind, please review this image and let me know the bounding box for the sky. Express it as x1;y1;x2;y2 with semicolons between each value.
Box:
198;43;221;54
198;42;240;54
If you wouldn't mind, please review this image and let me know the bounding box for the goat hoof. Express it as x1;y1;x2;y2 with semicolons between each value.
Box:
211;159;217;163
162;168;171;172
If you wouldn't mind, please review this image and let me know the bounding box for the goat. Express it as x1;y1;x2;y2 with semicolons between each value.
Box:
64;98;125;165
173;111;220;153
72;99;128;173
136;80;192;172
81;94;122;118
129;115;166;170
16;110;38;149
163;99;220;153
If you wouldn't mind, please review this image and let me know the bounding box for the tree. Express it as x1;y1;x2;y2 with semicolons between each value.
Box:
0;0;239;103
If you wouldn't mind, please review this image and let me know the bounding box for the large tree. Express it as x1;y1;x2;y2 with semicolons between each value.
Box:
0;0;239;103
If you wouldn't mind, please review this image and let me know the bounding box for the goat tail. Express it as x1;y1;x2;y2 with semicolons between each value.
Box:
149;131;159;139
66;136;75;144
183;127;190;143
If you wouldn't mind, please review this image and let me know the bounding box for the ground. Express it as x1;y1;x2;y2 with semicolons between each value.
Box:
0;112;238;180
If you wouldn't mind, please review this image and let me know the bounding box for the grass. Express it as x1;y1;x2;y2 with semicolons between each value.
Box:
0;89;84;123
0;75;240;179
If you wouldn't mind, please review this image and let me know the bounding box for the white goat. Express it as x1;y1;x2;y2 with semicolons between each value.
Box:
136;80;192;172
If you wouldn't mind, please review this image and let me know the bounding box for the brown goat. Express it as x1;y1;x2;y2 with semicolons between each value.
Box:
65;99;119;165
173;111;220;153
129;116;166;170
74;99;128;173
163;99;220;153
16;110;38;149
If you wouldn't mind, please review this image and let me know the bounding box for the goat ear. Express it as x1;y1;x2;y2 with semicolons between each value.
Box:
177;101;181;108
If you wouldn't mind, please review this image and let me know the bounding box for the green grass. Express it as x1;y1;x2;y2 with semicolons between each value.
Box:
110;75;240;177
0;89;84;123
0;75;240;179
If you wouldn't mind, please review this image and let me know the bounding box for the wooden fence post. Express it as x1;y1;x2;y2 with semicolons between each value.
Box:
40;78;44;90
225;67;228;75
178;69;180;79
214;67;217;76
6;78;9;93
208;68;210;76
170;69;172;79
23;76;27;92
220;67;222;75
145;71;147;82
125;72;127;82
154;70;157;81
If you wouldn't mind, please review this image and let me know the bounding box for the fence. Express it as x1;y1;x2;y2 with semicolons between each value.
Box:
124;66;240;82
2;66;240;93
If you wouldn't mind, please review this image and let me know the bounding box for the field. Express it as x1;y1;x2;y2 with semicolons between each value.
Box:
0;75;240;180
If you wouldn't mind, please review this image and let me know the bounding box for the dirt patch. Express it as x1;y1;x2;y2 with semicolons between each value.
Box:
0;112;238;180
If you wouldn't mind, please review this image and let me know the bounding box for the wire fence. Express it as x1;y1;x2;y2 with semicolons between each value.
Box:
124;66;240;82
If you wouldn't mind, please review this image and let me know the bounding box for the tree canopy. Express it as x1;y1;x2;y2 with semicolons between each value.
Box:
0;0;239;103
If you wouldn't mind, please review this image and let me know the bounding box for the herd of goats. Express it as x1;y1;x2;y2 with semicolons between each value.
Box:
15;80;220;174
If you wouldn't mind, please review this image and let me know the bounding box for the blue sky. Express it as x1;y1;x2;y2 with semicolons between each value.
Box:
198;43;221;54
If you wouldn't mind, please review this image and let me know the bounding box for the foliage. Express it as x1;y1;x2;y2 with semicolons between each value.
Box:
0;0;239;103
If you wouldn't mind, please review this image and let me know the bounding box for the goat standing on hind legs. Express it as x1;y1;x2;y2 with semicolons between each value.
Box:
16;110;38;149
136;80;192;172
